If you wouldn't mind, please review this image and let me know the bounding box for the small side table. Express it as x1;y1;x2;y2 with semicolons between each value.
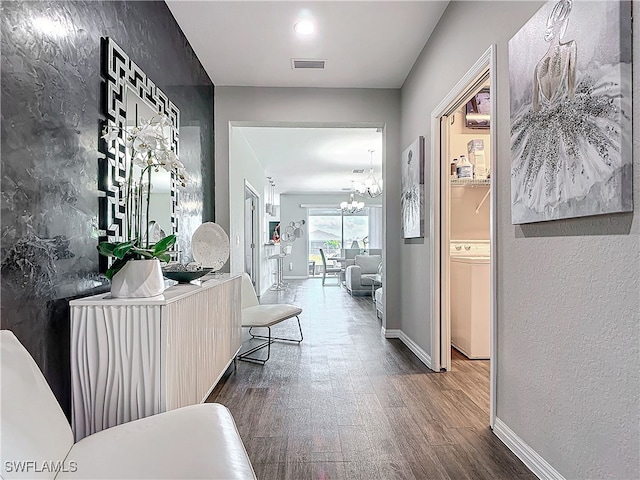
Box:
362;273;382;308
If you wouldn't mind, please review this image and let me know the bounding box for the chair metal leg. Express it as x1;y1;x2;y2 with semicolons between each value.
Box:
237;326;272;365
236;316;304;365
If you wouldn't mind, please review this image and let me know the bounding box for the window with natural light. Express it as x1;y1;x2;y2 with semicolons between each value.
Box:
307;208;369;277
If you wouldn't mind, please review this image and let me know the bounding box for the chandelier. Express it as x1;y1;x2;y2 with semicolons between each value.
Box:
340;193;365;214
354;149;383;198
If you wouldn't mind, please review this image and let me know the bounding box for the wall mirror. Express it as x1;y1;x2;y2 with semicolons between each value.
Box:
99;37;180;268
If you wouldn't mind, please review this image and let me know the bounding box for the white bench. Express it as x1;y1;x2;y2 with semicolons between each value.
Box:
0;330;256;479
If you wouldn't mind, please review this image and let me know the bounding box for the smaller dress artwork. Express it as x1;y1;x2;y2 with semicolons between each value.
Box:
509;0;632;224
401;137;424;238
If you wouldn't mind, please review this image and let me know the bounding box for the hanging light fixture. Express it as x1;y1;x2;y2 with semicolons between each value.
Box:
270;181;276;216
340;193;365;214
265;177;276;216
265;177;273;215
354;149;383;198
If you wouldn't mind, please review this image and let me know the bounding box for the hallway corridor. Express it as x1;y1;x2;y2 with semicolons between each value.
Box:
208;279;533;479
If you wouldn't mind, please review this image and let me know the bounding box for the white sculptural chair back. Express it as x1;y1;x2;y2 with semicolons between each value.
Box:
0;330;257;479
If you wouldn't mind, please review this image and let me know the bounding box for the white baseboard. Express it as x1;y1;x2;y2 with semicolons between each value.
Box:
493;418;564;480
382;327;401;338
398;331;432;370
381;328;432;370
282;275;307;280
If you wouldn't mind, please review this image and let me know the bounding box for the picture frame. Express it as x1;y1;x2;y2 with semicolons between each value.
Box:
401;136;425;239
508;0;632;224
465;88;490;129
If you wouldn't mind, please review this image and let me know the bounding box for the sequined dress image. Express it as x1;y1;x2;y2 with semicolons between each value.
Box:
509;0;632;223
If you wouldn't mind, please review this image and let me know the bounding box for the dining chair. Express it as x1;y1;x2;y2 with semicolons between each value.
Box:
319;248;341;286
343;248;361;260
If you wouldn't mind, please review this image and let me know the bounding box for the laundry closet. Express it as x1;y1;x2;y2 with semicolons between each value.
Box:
447;83;491;360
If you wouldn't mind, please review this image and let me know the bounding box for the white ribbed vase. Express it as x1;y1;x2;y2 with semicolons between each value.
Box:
110;259;165;298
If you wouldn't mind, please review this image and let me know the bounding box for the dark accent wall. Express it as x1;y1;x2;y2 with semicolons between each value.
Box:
1;1;214;418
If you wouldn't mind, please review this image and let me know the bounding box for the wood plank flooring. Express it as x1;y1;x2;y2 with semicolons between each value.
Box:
207;279;533;479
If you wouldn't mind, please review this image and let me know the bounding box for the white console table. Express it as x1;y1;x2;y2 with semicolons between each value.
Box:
69;273;242;441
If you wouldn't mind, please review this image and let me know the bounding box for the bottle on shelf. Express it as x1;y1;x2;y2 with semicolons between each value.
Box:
450;158;458;178
456;154;473;179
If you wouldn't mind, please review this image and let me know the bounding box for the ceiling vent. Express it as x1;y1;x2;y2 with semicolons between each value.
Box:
352;169;365;174
291;59;326;70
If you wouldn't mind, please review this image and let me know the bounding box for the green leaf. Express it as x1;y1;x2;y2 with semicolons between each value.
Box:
97;242;118;257
105;257;128;280
113;241;135;259
153;235;177;254
156;253;171;263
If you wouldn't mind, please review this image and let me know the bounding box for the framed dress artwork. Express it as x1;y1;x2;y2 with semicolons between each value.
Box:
401;136;425;238
509;0;632;224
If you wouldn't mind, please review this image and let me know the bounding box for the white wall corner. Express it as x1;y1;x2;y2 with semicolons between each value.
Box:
493;418;565;480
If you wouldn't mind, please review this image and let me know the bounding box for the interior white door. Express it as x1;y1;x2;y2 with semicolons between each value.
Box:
244;195;256;284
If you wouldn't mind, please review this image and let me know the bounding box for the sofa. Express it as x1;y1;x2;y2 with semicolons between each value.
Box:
0;330;256;479
344;254;382;296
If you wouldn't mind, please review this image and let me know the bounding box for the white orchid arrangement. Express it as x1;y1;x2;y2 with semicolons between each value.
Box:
98;113;185;279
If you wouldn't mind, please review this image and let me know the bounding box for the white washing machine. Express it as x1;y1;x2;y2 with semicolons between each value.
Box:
450;240;490;359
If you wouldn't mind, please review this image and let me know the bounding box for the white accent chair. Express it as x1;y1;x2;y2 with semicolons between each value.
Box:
345;254;383;296
236;273;303;364
0;330;256;480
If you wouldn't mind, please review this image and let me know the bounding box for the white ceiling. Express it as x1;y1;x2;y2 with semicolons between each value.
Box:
236;127;382;195
167;2;448;196
165;1;449;88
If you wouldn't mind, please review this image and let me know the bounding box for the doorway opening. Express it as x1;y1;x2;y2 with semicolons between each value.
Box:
429;46;497;427
244;182;259;287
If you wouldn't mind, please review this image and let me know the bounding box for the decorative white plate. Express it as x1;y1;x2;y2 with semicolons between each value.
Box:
191;222;230;271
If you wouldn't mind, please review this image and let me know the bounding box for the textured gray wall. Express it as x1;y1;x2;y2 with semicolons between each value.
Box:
215;87;401;330
400;1;638;478
1;1;214;417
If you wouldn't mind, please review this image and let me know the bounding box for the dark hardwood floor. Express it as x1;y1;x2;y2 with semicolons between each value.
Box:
207;279;533;480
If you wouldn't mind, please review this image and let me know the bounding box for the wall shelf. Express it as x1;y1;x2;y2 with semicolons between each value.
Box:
450;178;490;187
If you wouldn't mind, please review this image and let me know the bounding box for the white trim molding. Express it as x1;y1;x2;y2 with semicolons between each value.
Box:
382;327;401;338
429;44;498;427
493;418;565;480
382;328;432;370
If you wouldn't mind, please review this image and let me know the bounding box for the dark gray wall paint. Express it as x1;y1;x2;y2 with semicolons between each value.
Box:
1;0;214;417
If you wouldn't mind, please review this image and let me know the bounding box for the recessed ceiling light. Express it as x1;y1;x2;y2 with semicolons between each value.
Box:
294;20;314;35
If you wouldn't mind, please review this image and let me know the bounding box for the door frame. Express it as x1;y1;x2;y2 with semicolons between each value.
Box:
429;45;497;427
244;180;260;288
